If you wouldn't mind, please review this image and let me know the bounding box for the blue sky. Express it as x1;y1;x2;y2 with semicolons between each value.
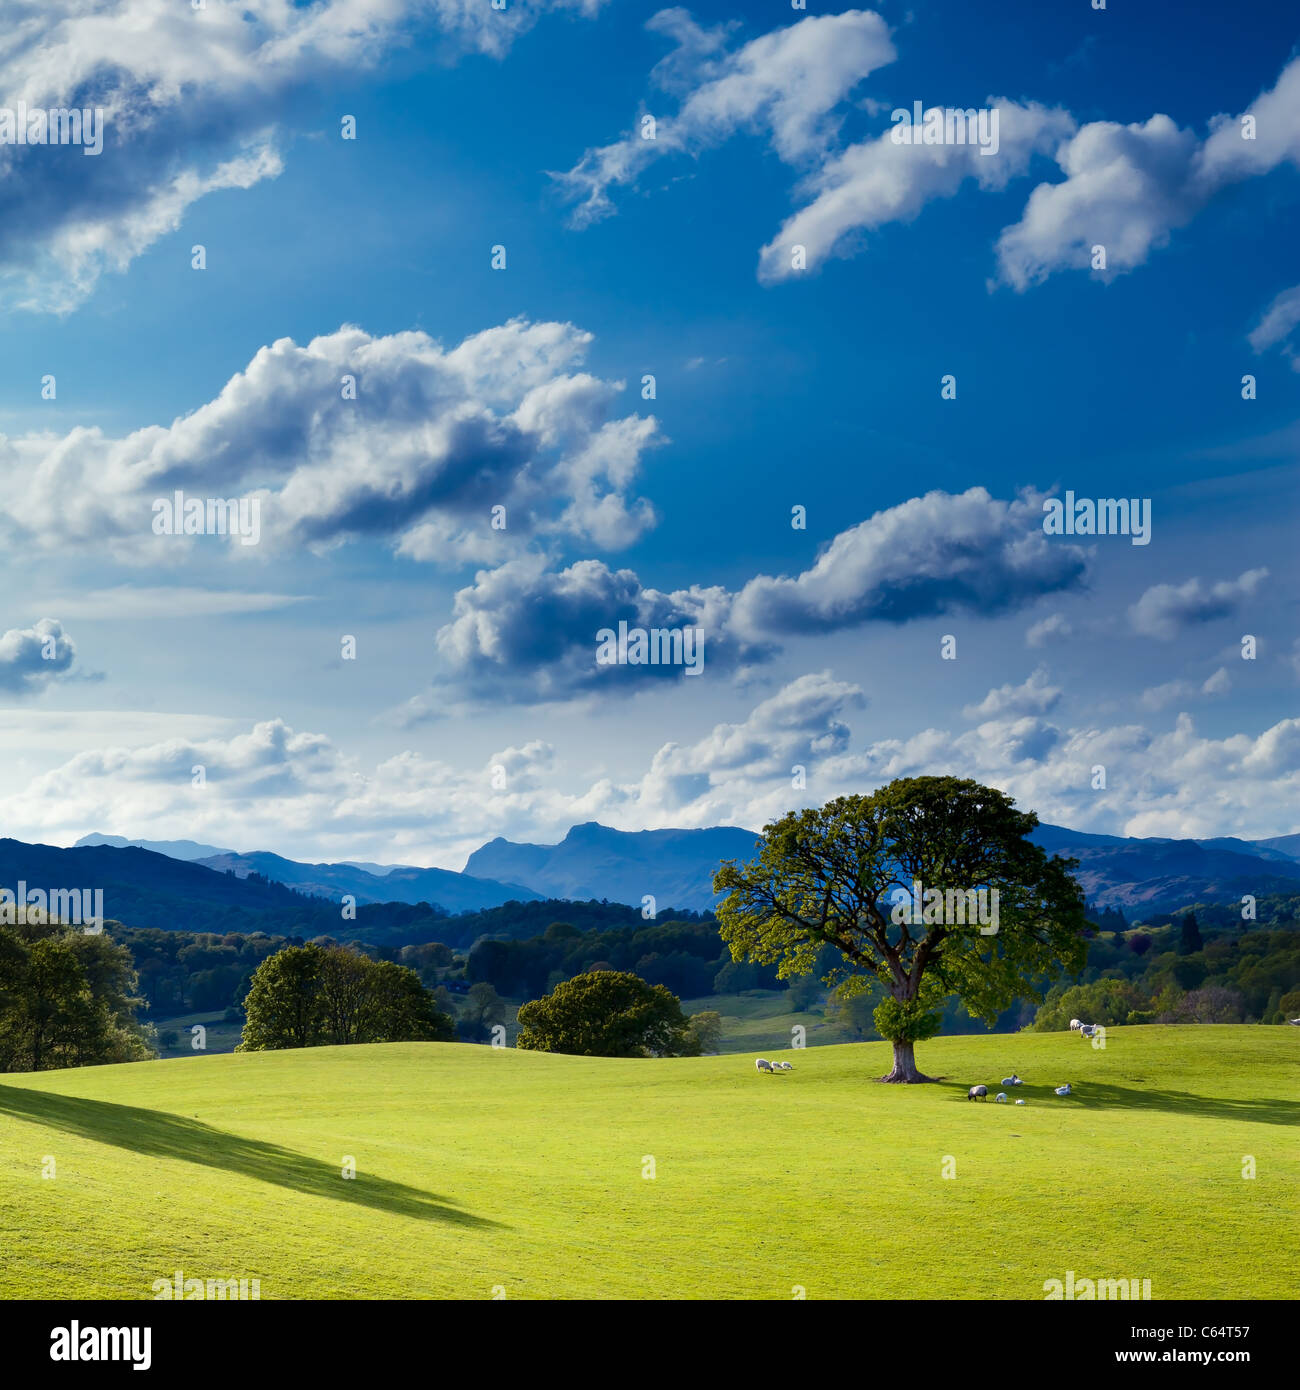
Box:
1;0;1298;866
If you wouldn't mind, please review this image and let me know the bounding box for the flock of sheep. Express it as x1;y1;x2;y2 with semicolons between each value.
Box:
966;1018;1101;1102
757;1015;1103;1096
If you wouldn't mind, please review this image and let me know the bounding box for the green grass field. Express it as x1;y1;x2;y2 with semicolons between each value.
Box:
0;1026;1292;1300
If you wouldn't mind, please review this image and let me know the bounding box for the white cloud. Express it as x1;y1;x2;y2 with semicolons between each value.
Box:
0;319;661;562
1139;666;1231;712
555;7;897;226
0;0;606;308
11;676;1300;865
0;618;80;693
418;487;1088;706
963;666;1060;720
1249;283;1300;370
1128;569;1268;640
996;55;1300;289
759;99;1074;282
729;487;1087;637
1026;611;1072;647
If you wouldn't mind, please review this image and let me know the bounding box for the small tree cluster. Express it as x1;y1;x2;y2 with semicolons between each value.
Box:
516;970;697;1057
237;944;453;1051
0;920;153;1072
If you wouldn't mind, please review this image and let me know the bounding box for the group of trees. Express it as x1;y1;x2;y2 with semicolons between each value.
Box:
238;944;454;1050
464;918;775;1001
1032;919;1300;1029
0;919;154;1071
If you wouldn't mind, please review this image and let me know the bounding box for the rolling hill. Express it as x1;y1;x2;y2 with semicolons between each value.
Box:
0;1027;1290;1299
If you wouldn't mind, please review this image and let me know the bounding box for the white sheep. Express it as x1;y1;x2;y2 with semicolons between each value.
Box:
1014;1098;1026;1105
1054;1083;1072;1097
1080;1024;1097;1038
995;1092;1008;1103
776;1061;793;1070
1001;1074;1021;1086
1069;1018;1082;1030
755;1058;775;1073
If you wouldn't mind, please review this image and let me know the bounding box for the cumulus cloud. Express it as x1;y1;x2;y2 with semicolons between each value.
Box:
12;676;1300;865
758;99;1074;282
0;0;604;309
555;7;896;226
728;488;1088;638
416;553;768;708
4;674;866;863
0;618;80;693
0;319;661;562
963;666;1060;720
1128;568;1268;641
416;488;1088;706
995;55;1300;289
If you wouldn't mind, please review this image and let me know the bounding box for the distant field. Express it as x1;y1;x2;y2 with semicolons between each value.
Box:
0;1027;1292;1299
679;989;853;1051
153;1012;244;1058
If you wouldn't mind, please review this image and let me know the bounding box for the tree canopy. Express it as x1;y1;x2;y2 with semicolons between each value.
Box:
713;777;1089;1081
515;970;696;1057
238;944;453;1051
0;919;153;1072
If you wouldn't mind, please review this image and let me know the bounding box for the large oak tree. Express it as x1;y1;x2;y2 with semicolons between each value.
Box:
713;777;1088;1082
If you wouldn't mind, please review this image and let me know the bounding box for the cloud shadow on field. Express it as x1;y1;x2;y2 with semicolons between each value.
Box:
0;1083;501;1227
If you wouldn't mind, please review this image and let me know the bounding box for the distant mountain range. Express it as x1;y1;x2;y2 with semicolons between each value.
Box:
190;850;541;913
1026;825;1300;912
58;817;1300;926
465;822;760;913
76;833;235;860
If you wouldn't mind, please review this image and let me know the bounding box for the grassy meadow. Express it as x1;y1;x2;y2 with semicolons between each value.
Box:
0;1026;1292;1300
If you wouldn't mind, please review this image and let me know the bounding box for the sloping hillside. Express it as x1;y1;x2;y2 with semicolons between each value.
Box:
0;1028;1290;1299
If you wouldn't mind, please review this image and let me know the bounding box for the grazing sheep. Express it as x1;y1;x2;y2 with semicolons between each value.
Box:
755;1058;775;1073
1014;1098;1026;1105
777;1061;793;1070
1054;1083;1072;1097
968;1085;988;1101
1289;1018;1300;1027
1069;1018;1082;1030
1001;1074;1022;1087
995;1092;1008;1103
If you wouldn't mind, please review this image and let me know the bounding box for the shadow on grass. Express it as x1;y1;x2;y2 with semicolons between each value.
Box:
944;1079;1300;1126
0;1083;500;1227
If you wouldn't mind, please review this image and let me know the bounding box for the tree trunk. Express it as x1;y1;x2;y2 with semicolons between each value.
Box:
879;1038;934;1084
